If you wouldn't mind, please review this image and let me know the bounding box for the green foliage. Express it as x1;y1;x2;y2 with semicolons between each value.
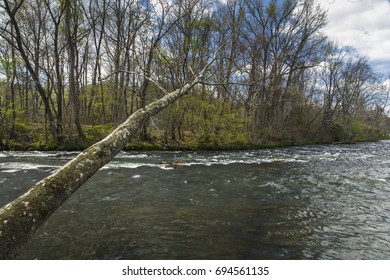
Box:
85;124;116;142
183;95;248;148
191;18;218;30
0;56;22;78
327;115;382;143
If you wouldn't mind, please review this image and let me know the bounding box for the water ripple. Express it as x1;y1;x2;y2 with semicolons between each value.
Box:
3;141;390;259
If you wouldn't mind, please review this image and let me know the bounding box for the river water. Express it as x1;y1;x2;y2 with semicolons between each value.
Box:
1;141;390;259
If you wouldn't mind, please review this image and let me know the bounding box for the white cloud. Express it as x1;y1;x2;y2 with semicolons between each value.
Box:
316;0;390;75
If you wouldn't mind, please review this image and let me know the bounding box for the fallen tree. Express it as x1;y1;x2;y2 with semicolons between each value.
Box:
0;62;214;259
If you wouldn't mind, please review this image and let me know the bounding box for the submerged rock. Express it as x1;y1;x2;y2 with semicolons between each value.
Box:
161;160;187;169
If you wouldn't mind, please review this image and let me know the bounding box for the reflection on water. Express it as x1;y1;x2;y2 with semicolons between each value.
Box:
1;141;390;259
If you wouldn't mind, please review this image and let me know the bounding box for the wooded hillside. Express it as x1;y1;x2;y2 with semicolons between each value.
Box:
1;0;389;150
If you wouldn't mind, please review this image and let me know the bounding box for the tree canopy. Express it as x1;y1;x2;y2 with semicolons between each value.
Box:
0;0;388;150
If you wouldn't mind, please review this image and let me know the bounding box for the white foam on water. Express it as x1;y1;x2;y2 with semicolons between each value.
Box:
102;162;143;169
11;151;54;158
0;162;60;171
0;169;19;173
116;153;149;159
102;162;174;170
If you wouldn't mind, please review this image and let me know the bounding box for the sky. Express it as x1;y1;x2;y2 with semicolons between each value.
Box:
216;0;390;77
314;0;390;77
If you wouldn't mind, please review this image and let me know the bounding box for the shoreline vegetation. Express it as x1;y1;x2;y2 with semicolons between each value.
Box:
0;123;387;152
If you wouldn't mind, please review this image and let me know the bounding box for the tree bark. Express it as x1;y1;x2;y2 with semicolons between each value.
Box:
65;0;86;140
0;73;205;259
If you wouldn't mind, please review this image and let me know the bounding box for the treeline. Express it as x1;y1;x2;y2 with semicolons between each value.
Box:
0;0;389;150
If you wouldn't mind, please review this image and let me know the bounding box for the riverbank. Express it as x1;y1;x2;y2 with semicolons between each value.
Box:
0;133;385;152
1;120;387;152
1;110;388;152
0;138;293;152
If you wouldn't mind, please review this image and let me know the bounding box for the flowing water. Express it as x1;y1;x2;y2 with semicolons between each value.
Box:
1;141;390;259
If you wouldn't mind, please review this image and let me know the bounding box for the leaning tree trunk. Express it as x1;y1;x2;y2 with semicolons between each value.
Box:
0;74;204;259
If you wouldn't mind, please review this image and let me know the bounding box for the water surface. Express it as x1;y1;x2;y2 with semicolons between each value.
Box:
1;141;390;259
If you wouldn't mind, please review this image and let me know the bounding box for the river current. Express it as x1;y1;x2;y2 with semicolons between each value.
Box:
1;141;390;259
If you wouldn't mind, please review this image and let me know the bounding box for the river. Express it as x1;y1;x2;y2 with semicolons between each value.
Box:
1;141;390;259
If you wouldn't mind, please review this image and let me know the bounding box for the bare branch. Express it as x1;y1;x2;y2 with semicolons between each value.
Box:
100;70;169;95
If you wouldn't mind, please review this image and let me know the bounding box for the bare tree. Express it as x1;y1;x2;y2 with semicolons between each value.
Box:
238;0;326;139
43;0;66;142
0;0;59;142
64;0;88;139
84;0;108;122
318;42;345;127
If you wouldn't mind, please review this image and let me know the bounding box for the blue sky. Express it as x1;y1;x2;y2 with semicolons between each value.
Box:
315;0;390;77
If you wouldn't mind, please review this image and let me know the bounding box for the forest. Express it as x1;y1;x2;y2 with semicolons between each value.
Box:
1;0;390;150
